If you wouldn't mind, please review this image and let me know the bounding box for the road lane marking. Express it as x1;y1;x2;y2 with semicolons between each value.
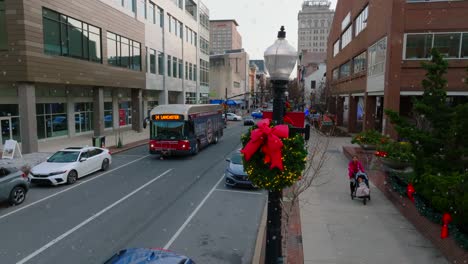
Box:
16;169;173;264
0;155;150;221
214;189;264;195
163;175;224;250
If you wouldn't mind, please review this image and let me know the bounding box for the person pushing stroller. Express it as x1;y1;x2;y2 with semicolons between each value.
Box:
348;156;365;195
348;156;371;204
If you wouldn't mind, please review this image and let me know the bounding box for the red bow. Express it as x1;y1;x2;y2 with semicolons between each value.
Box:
374;151;388;158
441;213;452;239
241;119;289;170
407;183;415;202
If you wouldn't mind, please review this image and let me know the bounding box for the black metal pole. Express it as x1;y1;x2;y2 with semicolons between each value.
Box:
265;79;288;264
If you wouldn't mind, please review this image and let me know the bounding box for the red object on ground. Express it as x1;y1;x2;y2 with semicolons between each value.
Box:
241;119;289;170
262;111;305;128
119;109;126;126
441;213;452;239
407;183;415;202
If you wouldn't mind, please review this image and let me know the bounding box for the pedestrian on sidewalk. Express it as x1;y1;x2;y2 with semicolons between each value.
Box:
348;155;365;195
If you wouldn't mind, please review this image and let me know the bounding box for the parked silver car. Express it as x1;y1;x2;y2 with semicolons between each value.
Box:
0;167;29;205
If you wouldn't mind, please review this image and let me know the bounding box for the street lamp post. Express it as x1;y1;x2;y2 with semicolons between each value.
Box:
263;26;297;264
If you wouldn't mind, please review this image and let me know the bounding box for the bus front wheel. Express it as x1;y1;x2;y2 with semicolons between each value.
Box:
192;142;199;155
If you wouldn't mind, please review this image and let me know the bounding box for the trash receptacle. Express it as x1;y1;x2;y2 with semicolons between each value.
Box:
92;136;106;148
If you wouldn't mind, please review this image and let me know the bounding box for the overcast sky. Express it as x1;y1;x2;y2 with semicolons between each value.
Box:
202;0;338;60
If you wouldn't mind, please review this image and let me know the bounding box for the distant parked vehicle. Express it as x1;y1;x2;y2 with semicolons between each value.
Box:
29;147;112;186
104;248;196;264
225;113;242;121
0;167;29;206
251;111;263;119
244;118;255;126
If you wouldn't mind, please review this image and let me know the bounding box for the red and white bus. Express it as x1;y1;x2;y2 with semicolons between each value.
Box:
148;104;224;156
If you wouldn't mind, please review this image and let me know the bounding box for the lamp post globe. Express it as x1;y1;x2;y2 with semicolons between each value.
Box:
264;26;297;81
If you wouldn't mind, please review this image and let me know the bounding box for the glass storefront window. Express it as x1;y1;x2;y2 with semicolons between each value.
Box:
119;102;132;126
0;104;19;117
104;102;113;129
37;103;68;139
75;102;93;133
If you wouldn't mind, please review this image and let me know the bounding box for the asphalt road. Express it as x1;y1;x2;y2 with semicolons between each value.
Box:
0;121;267;264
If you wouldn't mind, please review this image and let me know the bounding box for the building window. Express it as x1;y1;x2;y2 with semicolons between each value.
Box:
137;0;146;19
185;92;197;104
333;40;339;57
0;0;7;50
193;64;197;81
332;68;339;81
168;14;172;32
107;32;141;71
194;32;197;47
353;51;367;74
104;102;113;128
355;5;368;37
157;7;164;28
158;51;164;75
339;61;351;78
200;12;209;30
148;1;155;24
200;59;209;86
179;21;183;39
405;34;433;59
36;103;68;139
172;56;177;78
311;80;316;89
341;26;352;49
189;63;193;80
200;37;209;55
178;59;183;79
118;102;132;126
433;33;461;58
74;102;93;134
233;81;240;88
167;55;172;76
149;48;156;74
185;62;188;79
42;8;102;63
368;37;387;76
462;33;468;58
123;0;136;12
199;93;209;104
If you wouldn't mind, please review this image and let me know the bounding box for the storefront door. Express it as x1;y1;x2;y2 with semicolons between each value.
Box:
0;117;12;149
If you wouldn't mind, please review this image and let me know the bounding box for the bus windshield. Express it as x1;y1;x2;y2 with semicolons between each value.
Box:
152;121;185;140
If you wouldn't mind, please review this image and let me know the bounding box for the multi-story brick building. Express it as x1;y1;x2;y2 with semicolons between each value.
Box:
0;0;210;153
326;0;468;136
209;19;242;55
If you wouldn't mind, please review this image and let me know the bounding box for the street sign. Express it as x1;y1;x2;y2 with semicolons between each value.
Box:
1;140;22;160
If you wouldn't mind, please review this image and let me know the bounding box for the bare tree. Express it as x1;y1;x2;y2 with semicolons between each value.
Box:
280;127;332;259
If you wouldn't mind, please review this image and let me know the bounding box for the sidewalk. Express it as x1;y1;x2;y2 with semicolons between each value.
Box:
1;129;148;170
299;137;448;264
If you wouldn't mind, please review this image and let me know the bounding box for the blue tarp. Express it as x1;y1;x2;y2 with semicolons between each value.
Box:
209;99;238;106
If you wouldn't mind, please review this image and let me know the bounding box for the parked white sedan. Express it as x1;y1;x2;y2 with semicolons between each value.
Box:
224;113;242;121
29;147;112;185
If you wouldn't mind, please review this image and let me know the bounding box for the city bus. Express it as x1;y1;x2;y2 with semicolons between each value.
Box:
148;104;224;156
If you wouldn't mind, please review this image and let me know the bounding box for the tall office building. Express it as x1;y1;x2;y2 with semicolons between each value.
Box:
209;19;242;55
298;0;334;62
0;0;210;153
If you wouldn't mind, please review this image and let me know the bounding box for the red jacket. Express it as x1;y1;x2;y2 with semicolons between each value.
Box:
348;161;364;179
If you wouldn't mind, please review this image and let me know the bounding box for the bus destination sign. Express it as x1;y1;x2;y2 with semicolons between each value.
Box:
152;114;184;121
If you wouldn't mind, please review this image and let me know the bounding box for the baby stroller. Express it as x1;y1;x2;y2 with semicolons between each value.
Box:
351;171;371;205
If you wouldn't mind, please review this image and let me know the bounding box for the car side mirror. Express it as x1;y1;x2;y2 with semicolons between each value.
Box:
80;157;88;162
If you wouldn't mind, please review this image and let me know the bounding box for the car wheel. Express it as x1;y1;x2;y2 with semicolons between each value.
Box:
213;134;219;144
101;158;110;171
67;170;78;185
234;118;238;121
9;186;26;205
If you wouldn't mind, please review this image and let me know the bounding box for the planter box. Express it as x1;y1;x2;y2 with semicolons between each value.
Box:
359;143;377;151
380;157;412;170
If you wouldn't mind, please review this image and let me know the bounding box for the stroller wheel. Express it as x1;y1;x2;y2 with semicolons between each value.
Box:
368;195;371;201
363;198;367;205
351;194;354;200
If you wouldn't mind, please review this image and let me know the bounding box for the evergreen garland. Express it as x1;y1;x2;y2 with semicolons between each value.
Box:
241;125;307;191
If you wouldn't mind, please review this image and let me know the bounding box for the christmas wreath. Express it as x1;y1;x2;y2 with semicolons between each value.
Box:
240;119;307;191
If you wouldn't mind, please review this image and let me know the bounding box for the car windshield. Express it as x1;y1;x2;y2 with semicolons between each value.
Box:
230;152;243;165
152;121;185;140
47;151;80;163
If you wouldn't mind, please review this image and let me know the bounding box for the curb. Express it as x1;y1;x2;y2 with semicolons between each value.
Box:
252;200;268;264
108;139;148;155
